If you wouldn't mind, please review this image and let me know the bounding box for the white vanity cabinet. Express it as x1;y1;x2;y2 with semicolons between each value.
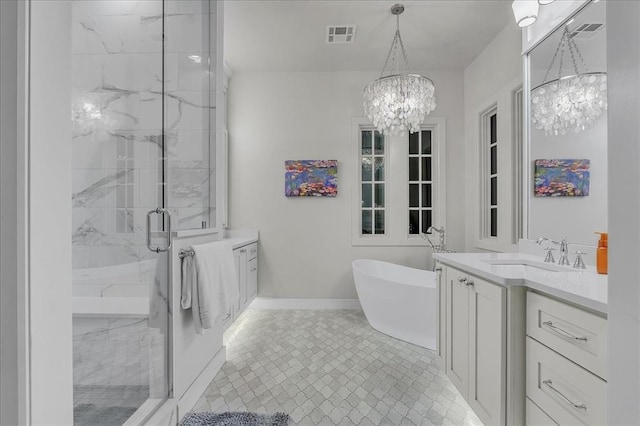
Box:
525;292;607;425
444;265;507;426
233;242;258;318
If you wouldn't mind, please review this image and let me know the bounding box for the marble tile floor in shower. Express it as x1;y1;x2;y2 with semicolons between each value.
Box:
192;309;483;425
73;317;164;426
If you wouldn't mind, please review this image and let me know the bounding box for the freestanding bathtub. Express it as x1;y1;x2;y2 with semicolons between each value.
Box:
352;259;437;349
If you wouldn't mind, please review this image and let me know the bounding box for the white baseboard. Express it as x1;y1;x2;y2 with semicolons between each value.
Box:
249;298;362;310
176;346;226;422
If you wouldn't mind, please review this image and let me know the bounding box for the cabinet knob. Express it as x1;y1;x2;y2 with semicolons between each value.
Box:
457;276;467;283
434;267;442;272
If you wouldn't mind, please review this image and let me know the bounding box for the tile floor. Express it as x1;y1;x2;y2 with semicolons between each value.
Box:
192;309;483;425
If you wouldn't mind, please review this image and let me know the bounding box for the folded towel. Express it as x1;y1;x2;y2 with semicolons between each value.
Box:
181;240;239;334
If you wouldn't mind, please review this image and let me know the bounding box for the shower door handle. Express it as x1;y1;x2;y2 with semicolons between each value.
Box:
147;208;172;253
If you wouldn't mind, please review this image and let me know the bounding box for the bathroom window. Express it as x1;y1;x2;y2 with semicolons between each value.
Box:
360;129;386;235
352;118;446;246
408;130;433;235
480;107;498;239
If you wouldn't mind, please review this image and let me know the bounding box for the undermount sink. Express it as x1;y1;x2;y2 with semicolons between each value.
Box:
482;259;565;272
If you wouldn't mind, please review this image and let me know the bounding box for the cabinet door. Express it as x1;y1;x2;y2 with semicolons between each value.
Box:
233;248;249;313
468;276;506;426
238;248;248;310
436;263;446;367
445;266;469;397
247;257;257;300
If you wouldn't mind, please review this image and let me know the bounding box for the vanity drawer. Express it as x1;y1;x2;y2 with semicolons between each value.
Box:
527;292;607;379
247;242;258;260
526;398;558;426
527;337;606;426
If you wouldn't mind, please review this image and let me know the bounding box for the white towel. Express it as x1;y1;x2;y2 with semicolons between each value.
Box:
181;241;239;334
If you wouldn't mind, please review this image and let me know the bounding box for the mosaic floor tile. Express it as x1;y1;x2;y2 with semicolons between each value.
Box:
193;309;483;425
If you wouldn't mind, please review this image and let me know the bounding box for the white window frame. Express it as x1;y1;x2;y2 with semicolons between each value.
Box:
474;78;523;252
351;117;446;246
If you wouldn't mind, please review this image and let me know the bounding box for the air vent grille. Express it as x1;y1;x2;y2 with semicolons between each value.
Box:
326;25;356;44
570;22;604;40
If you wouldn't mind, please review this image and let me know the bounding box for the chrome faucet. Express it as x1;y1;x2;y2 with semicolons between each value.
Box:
536;237;571;266
422;226;453;253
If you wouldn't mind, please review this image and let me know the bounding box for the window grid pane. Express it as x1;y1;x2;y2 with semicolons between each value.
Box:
361;129;385;236
408;130;434;235
487;112;498;238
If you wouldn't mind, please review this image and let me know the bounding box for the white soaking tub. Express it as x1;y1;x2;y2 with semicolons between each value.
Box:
352;259;437;349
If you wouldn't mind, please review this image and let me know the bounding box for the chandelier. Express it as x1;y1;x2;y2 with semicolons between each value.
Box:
363;4;436;136
531;26;607;136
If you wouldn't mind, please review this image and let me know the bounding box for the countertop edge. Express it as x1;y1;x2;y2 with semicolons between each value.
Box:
434;254;607;315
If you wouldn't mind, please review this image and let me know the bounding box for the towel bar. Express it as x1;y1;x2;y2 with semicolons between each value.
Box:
179;248;195;258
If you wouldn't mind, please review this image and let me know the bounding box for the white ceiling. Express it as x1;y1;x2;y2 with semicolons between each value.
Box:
224;0;515;73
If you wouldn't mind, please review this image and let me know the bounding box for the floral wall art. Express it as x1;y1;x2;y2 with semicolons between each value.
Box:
285;160;338;197
534;159;590;197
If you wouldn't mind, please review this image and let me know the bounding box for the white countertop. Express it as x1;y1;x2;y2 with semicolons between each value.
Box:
433;252;608;314
225;236;258;249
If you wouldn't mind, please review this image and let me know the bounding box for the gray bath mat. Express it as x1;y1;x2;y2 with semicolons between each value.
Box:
181;412;291;426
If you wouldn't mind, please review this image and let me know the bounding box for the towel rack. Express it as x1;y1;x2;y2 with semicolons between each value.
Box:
179;248;195;259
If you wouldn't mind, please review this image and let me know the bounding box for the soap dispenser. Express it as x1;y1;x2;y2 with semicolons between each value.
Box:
595;232;608;275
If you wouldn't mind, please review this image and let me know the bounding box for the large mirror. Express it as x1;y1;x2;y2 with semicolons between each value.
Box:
526;0;607;247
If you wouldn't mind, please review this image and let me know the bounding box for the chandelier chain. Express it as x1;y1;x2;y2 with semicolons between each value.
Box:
542;27;565;83
380;14;410;77
542;26;590;84
568;30;589;73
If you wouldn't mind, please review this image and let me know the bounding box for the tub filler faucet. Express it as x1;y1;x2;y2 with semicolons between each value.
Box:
422;226;453;254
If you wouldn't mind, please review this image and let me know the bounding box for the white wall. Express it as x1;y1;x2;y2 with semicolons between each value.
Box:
463;22;523;252
607;2;640;424
228;70;464;298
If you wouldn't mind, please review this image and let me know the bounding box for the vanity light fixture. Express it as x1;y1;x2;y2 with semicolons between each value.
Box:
362;4;436;135
530;26;607;136
512;0;539;27
538;0;555;5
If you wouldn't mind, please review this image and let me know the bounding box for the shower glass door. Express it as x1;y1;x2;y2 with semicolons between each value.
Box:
71;1;215;424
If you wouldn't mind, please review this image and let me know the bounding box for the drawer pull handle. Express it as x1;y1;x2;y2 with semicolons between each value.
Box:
457;276;467;283
466;279;474;287
543;380;587;411
434;267;442;272
542;321;588;342
250;267;257;272
222;313;232;322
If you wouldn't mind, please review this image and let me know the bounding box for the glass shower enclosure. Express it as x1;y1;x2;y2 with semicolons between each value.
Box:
70;1;216;424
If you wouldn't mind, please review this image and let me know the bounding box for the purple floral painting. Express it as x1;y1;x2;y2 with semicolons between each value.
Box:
534;159;590;197
285;160;338;197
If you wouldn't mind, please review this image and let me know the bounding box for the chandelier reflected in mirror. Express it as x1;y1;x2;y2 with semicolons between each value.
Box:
531;26;607;136
363;4;436;136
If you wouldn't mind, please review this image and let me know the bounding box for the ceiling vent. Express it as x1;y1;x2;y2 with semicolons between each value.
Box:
570;22;604;40
326;25;356;44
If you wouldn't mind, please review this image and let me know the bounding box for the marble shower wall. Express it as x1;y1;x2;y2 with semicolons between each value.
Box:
71;0;216;294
